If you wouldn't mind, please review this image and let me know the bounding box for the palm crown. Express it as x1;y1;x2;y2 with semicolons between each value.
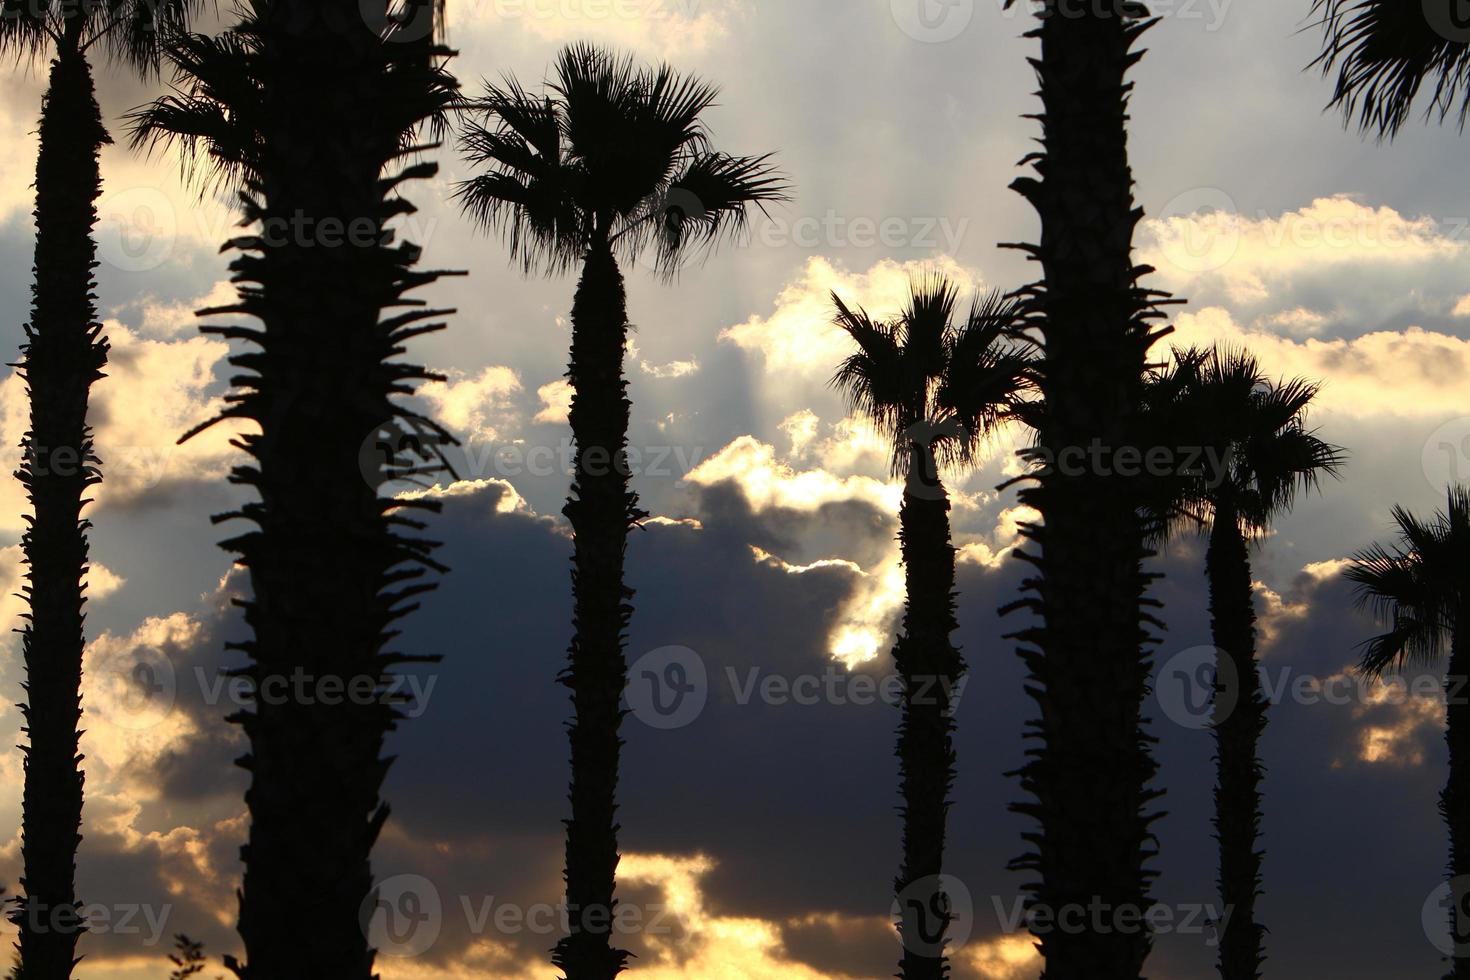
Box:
0;0;199;67
1349;486;1470;676
1314;0;1470;136
830;275;1034;480
1149;346;1344;535
455;42;788;277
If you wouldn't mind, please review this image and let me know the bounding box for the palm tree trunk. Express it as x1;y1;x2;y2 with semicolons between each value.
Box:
1006;8;1165;979
893;445;963;980
552;238;636;980
13;24;110;980
1205;504;1266;980
219;4;448;977
1444;618;1470;980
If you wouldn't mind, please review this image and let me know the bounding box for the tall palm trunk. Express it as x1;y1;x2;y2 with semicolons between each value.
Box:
218;3;449;976
552;237;636;980
1444;617;1470;980
1007;8;1164;978
13;21;110;980
1204;501;1266;980
893;444;963;980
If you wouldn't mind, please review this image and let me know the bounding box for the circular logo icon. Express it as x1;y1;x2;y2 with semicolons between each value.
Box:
90;644;176;731
362;873;442;958
892;874;974;957
626;646;707;730
95;187;178;273
891;0;976;42
1155;645;1238;730
361;0;437;42
1151;187;1241;275
1424;0;1470;43
1423;417;1470;490
1423;875;1470;956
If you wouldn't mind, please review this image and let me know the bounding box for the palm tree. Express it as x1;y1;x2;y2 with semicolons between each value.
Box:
831;277;1031;980
1348;488;1470;979
1314;0;1470;137
1;1;198;976
997;1;1175;976
455;43;785;980
1151;348;1343;980
128;2;457;976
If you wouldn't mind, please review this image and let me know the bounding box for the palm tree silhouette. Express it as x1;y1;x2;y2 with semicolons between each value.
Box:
831;277;1031;980
1313;0;1470;136
1150;348;1343;980
999;1;1177;975
2;0;199;975
128;2;458;976
1348;488;1470;979
455;43;786;980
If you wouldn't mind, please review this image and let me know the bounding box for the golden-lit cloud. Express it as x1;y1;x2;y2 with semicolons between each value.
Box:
534;379;575;425
448;0;741;54
421;366;523;443
1167;306;1470;418
720;256;982;377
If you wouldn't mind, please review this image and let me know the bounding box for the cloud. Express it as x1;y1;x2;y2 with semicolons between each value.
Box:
421;366;523;443
533;379;574;425
640;357;701;379
1168;306;1470;418
448;0;741;54
719;255;982;377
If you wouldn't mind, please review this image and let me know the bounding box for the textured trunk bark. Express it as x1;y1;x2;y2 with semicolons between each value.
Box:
893;445;963;980
551;239;635;980
1445;619;1470;980
14;26;110;980
1205;504;1266;980
221;4;449;978
1007;7;1164;979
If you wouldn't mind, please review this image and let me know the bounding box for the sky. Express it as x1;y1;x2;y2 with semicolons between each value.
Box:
1;0;1468;977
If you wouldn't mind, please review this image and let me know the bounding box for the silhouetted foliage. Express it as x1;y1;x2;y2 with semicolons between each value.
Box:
1;2;201;977
128;1;458;976
999;0;1178;975
1350;487;1470;979
456;43;785;980
1150;348;1343;980
167;935;216;980
832;276;1031;980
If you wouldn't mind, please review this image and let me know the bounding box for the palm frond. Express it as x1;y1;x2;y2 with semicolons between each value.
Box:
642;150;788;277
1313;0;1470;136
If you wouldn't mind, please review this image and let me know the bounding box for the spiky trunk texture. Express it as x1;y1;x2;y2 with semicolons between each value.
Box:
1444;618;1470;980
1005;8;1168;979
213;4;451;977
12;28;110;980
893;446;963;980
551;238;636;980
1205;503;1266;980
